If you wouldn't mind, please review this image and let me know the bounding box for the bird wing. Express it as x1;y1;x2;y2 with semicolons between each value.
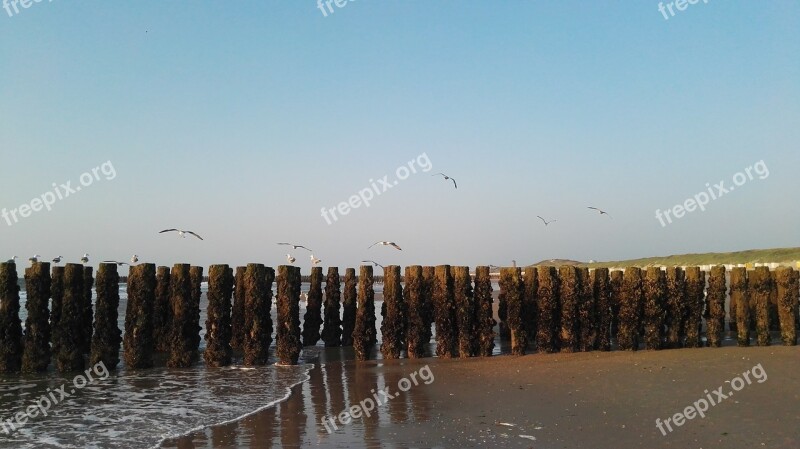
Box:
390;243;403;251
277;242;291;246
186;231;204;240
537;216;547;224
367;242;379;249
587;207;599;211
297;246;313;252
159;229;178;233
451;178;457;188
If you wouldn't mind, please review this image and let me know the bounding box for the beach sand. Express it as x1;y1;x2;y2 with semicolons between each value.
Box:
163;344;799;448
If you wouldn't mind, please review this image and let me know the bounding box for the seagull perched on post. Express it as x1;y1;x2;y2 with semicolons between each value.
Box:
362;260;384;269
587;207;612;218
368;241;402;251
310;254;322;266
52;256;63;265
277;243;312;252
159;229;204;240
537;216;557;226
432;173;457;189
131;255;139;265
28;254;41;265
286;254;296;264
80;254;90;264
6;256;17;264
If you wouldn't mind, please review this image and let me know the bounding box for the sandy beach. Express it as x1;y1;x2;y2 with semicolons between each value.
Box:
163;344;799;448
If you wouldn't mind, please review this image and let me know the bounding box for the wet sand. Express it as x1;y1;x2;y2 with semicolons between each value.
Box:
163;344;799;449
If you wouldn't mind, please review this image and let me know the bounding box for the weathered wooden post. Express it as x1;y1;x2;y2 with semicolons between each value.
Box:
321;267;342;347
421;266;435;346
432;265;457;358
242;264;273;366
90;263;122;369
684;267;705;348
353;265;377;361
665;267;686;349
750;267;772;346
153;266;171;352
523;267;538;351
536;266;559;353
500;267;525;355
341;268;357;347
558;266;579;353
609;270;623;344
642;267;666;350
230;266;246;351
0;262;23;373
22;262;51;373
81;266;94;355
592;268;612;351
577;267;596;352
730;267;750;346
276;265;302;365
474;266;496;356
49;266;64;354
380;265;406;359
775;267;798;346
204;264;234;367
189;266;203;353
405;266;426;358
124;263;155;369
302;266;323;347
706;266;727;347
618;267;643;351
57;263;85;372
497;270;510;342
769;270;779;332
453;266;475;358
166;264;193;368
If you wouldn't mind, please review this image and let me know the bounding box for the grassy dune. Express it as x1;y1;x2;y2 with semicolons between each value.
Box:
583;247;800;269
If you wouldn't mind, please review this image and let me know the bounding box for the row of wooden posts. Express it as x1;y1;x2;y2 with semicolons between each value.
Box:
0;262;797;374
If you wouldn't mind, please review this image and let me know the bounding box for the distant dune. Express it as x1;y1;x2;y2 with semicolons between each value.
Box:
582;246;800;268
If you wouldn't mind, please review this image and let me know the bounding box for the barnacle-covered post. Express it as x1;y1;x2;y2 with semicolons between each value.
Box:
665;267;686;349
153;266;172;352
618;267;643;351
775;267;798;345
523;267;538;350
706;266;727;347
730;267;750;346
22;262;51;372
58;263;85;372
577;267;596;352
0;262;23;373
421;266;435;346
536;266;559;353
276;265;302;365
558;266;579;352
321;267;342;347
81;266;94;355
642;267;666;350
592;268;612;351
353;265;377;361
302;267;324;347
453;266;475;357
204;264;234;367
49;266;64;354
683;267;705;348
500;267;525;355
189;266;204;353
166;264;193;368
340;268;357;347
230;266;246;351
432;265;457;358
243;264;273;366
380;265;406;359
405;265;427;358
474;266;495;357
609;270;623;344
750;267;772;346
90;263;122;369
124;263;156;369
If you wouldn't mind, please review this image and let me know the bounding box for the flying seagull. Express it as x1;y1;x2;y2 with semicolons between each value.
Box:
310;254;322;265
286;254;296;264
160;229;204;240
362;260;384;269
277;243;312;252
131;255;139;264
80;254;90;264
587;207;612;218
537;216;557;226
51;256;63;265
6;256;17;264
368;241;402;251
102;260;130;267
28;254;41;265
432;173;457;189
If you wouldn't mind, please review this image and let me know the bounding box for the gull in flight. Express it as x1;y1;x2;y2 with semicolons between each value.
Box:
587;207;612;218
362;260;384;269
102;260;130;267
28;254;41;265
159;229;204;240
131;255;139;264
310;254;322;265
432;173;457;189
277;243;312;252
6;256;17;264
51;256;63;265
80;254;90;264
286;254;296;264
368;241;402;251
537;216;557;226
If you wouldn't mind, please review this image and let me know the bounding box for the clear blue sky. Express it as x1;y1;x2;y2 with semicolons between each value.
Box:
1;1;798;272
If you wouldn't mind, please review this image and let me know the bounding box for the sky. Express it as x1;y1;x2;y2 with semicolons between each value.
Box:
1;1;798;273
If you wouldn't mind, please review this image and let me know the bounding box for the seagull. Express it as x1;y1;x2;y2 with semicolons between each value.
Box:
362;260;384;269
102;260;130;267
286;254;296;264
587;207;612;218
537;216;557;226
6;256;17;264
52;256;63;265
131;255;139;264
159;229;204;240
368;241;402;251
277;243;313;252
432;173;457;189
80;254;90;264
28;254;40;265
310;254;322;265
